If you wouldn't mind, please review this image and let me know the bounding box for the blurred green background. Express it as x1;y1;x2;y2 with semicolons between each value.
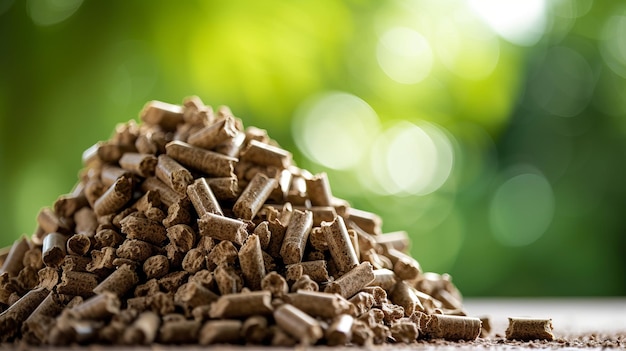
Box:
1;0;624;296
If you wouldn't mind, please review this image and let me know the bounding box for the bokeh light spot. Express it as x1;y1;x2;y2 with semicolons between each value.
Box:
529;46;594;117
600;12;626;79
376;26;433;84
370;121;454;196
469;0;546;46
489;172;554;247
27;0;83;26
434;15;500;80
292;92;380;170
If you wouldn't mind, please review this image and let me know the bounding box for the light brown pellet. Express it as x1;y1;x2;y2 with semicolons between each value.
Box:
182;95;213;125
391;321;419;343
37;267;60;290
182;248;206;274
242;315;268;344
141;177;187;208
188;115;238;150
143;255;169;279
101;165;134;187
119;152;157;178
116;239;155;262
326;314;354;346
233;173;277;220
155;154;193;195
166;224;196;252
214;264;242;295
120;215;167;246
87;246;116;276
386;248;422;281
209;290;273;319
187;178;223;217
22;291;67;344
199;320;242;345
158;319;201;344
140;100;184;131
74;207;98;236
285;290;352;319
261;271;289;297
280;209;313;264
57;271;98;297
375;230;410;252
69;292;120;320
424;314;481;341
253;221;271;250
93;264;138;297
0;237;29;276
390;280;424;316
240;139;292;169
122;311;160;345
290;274;318;292
273;304;323;345
324;262;375;299
349;291;375;316
42;232;67;268
198;212;248;245
94;228;123;248
238;234;265;290
207;240;238;268
66;233;91;256
93;176;133;216
174;281;219;311
0;287;49;341
305;172;333;206
321;216;359;274
54;193;88;219
37;207;71;234
285;260;329;283
205;176;239;201
370;268;397;291
166;140;236;178
505;317;554;341
345;207;382;236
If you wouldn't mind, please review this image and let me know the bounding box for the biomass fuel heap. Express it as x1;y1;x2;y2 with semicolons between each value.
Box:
0;97;483;346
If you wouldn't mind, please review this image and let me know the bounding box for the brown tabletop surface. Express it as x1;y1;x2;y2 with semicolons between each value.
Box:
2;298;625;350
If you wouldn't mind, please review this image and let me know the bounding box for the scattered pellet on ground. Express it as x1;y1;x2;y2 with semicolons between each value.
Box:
506;317;554;341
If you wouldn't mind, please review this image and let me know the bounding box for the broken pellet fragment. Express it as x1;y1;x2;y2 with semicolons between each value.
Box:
233;172;277;220
274;304;323;345
505;317;554;341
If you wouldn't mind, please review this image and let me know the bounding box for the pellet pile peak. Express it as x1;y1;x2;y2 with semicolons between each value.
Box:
0;96;485;346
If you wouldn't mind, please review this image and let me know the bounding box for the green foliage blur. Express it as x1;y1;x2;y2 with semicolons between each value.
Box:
0;0;624;296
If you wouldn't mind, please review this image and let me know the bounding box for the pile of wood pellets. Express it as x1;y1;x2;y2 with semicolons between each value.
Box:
0;97;551;346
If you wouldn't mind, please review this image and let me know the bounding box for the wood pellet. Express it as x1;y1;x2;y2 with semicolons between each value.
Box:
0;97;538;346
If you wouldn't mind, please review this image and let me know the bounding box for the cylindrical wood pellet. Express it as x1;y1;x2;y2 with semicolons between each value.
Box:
42;232;67;268
69;292;120;320
240;140;292;168
119;152;157;177
233;173;277;220
324;262;375;299
122;311;160;345
273;304;323;345
280;209;313;264
166;140;237;177
321;216;359;274
505;317;554;341
120;215;167;245
198;212;248;245
390;280;424;316
0;236;29;276
199;320;243;345
209;290;273;319
0;287;49;341
93;264;139;296
188;115;238;150
93;176;133;216
305;172;333;206
187;177;223;216
326;314;354;346
424;314;481;341
238;234;265;290
285;291;351;319
66;233;91;256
